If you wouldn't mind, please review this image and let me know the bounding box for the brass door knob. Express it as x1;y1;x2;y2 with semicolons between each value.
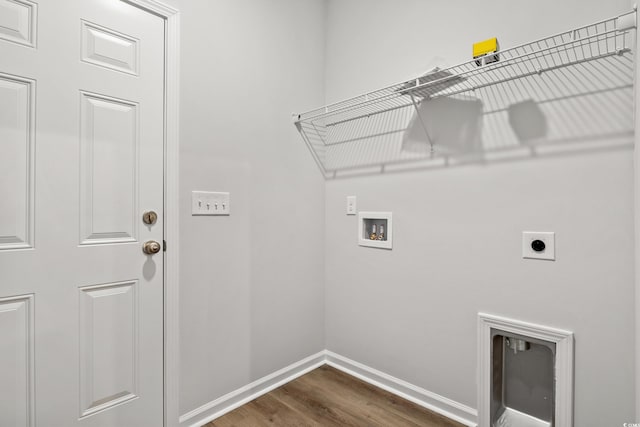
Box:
143;211;158;225
143;240;162;255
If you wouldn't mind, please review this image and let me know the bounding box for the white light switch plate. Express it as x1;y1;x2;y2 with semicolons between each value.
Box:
522;231;555;260
346;196;357;215
192;191;230;216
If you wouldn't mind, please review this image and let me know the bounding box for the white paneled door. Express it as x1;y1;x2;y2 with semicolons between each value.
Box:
0;1;164;426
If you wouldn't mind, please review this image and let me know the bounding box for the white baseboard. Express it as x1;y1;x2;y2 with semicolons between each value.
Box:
180;349;478;427
179;351;326;427
325;351;478;427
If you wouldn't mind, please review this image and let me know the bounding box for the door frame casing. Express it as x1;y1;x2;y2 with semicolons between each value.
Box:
634;5;640;421
119;1;180;426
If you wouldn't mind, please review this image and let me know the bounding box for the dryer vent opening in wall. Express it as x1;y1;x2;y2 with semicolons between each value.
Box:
491;331;555;427
478;314;574;427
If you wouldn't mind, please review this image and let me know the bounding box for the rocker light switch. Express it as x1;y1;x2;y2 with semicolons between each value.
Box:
192;191;230;216
347;196;357;215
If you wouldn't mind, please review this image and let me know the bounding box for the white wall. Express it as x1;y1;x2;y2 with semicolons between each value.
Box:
167;0;327;417
164;0;636;423
323;1;636;425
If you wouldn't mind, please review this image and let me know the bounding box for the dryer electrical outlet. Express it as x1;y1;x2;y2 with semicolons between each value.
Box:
522;231;555;260
192;191;230;215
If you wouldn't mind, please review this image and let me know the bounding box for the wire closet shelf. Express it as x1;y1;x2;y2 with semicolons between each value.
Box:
294;10;637;178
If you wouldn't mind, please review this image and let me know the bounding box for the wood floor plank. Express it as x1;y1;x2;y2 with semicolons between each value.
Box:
244;394;317;427
309;366;462;427
207;365;465;427
209;405;266;427
296;366;458;427
272;377;371;426
293;371;416;427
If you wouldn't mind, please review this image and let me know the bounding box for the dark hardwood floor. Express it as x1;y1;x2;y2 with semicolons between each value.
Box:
206;365;465;427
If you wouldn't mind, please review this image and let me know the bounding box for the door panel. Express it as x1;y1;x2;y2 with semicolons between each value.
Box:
0;73;34;250
0;294;34;427
0;1;164;426
0;0;37;48
79;281;138;418
79;91;139;245
80;20;139;76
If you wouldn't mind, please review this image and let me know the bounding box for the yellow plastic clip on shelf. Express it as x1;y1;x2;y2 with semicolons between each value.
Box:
473;37;500;66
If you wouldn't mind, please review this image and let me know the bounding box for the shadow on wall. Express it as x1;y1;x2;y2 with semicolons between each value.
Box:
320;53;634;179
508;100;547;143
402;95;484;156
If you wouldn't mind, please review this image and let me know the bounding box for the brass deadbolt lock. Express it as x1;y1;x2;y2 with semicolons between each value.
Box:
143;240;162;255
142;211;158;225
